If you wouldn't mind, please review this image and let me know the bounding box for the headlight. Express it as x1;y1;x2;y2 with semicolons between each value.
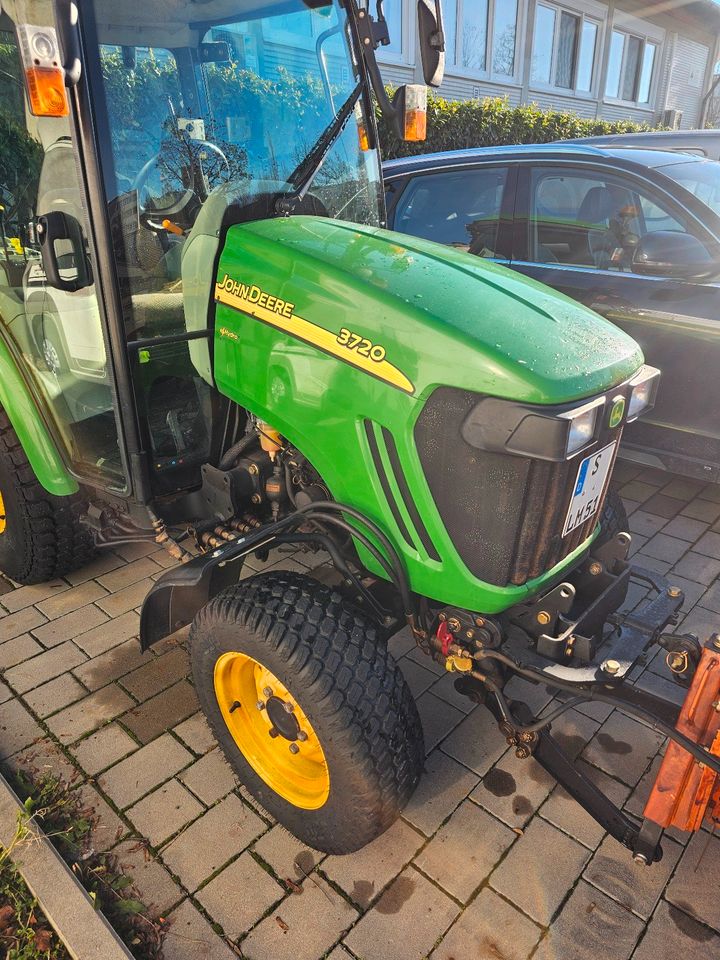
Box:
565;405;600;456
560;396;604;458
627;365;661;421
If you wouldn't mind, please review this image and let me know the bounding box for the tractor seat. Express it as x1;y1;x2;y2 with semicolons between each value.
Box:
129;291;185;339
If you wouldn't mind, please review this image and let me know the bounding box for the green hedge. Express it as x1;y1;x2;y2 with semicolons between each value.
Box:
378;93;660;160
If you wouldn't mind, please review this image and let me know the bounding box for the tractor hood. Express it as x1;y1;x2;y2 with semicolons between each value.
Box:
212;215;642;406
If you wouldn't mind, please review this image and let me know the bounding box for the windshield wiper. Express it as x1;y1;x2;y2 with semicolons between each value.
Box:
276;80;364;216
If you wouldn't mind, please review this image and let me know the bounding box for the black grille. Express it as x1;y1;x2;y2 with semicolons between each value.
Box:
414;387;623;587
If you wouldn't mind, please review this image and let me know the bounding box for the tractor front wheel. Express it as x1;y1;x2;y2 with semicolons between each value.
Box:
189;570;424;854
0;408;94;584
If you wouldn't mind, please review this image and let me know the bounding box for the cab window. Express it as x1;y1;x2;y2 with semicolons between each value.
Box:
394;167;509;259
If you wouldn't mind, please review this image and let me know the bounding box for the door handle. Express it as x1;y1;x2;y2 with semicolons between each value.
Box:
37;211;92;292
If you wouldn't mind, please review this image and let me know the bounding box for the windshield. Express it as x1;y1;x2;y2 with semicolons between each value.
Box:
661;159;720;219
92;0;382;229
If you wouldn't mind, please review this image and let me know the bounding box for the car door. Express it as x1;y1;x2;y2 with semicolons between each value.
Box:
386;164;516;262
511;162;720;482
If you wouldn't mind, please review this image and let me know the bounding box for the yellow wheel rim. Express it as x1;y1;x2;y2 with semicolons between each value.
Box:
0;491;6;535
213;651;330;810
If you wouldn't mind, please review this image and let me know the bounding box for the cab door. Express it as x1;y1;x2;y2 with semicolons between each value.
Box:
0;1;128;491
511;162;720;483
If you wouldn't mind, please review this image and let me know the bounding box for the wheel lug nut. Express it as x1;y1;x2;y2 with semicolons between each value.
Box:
283;701;295;713
268;727;279;738
256;700;265;711
297;731;308;742
263;687;273;698
289;743;300;754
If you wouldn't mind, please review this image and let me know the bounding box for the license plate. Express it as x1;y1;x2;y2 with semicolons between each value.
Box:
563;442;616;537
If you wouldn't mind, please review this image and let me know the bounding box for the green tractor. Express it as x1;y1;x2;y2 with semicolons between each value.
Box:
2;0;719;862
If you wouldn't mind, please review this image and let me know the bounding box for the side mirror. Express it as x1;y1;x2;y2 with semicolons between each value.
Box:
633;231;716;281
36;211;92;292
417;0;445;87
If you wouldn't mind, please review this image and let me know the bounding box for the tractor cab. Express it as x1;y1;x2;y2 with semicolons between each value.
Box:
0;0;436;503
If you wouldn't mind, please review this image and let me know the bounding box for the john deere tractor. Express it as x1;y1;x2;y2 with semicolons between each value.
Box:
1;0;719;863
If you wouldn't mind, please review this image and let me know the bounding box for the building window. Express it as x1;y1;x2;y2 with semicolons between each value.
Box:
530;3;600;94
443;0;519;78
605;29;658;103
380;0;403;56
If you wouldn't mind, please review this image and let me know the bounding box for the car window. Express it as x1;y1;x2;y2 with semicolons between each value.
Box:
393;168;509;259
528;167;693;271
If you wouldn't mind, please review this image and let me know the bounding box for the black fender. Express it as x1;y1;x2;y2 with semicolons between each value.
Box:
139;529;277;649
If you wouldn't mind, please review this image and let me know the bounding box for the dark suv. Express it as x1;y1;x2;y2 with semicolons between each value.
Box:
384;144;720;482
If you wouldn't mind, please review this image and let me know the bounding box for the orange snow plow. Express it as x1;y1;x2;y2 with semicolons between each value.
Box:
642;637;720;846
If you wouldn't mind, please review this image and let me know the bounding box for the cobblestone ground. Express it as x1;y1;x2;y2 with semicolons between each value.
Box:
0;463;719;960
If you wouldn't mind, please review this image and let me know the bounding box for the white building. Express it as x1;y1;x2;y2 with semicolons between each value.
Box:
378;0;720;129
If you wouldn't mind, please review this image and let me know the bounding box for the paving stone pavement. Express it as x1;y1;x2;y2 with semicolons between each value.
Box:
0;464;719;959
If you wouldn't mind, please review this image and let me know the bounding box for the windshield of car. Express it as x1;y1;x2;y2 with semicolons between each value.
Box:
92;0;382;227
660;159;720;219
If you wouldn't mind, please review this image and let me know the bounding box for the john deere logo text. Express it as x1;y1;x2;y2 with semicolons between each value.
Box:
214;274;414;395
609;396;625;429
217;276;295;320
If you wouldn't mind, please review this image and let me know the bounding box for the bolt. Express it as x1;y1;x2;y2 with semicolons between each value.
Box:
297;730;308;742
667;652;687;672
289;743;300;754
667;586;682;599
465;630;474;640
228;700;241;713
602;659;621;676
447;617;461;632
283;701;295;714
251;494;262;504
536;611;551;626
515;744;532;759
475;617;485;627
248;463;259;475
438;612;446;622
633;852;649;865
713;701;720;713
263;687;273;698
712;633;720;651
256;700;265;711
589;561;603;576
268;727;279;738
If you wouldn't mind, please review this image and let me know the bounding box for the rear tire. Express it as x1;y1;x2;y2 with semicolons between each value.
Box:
190;570;424;854
0;408;95;584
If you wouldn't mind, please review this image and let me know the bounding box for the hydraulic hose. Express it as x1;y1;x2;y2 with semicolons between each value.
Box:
219;432;259;470
473;649;720;777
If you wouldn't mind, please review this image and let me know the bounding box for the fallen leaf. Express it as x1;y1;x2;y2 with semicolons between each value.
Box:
275;916;289;933
283;878;302;894
34;928;53;951
0;905;14;931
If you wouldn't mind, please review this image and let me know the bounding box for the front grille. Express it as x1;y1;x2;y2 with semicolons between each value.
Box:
414;387;623;587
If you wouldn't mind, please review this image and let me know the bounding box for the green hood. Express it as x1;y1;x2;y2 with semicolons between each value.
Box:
226;215;643;405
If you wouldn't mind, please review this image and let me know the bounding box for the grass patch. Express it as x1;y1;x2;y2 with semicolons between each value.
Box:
0;854;69;959
2;772;166;959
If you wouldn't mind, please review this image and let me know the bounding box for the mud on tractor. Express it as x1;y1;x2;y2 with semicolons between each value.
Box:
1;0;719;862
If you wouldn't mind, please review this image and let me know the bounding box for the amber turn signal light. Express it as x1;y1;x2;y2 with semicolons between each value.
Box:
25;66;69;117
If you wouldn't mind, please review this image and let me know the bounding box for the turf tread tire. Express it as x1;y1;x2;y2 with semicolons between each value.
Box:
597;489;629;545
0;407;94;584
190;569;425;854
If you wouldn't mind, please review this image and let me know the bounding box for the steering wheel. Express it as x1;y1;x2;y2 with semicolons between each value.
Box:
133;138;231;231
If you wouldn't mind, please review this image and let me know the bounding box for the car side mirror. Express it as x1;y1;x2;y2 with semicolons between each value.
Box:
417;0;445;87
37;211;92;292
633;231;716;281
